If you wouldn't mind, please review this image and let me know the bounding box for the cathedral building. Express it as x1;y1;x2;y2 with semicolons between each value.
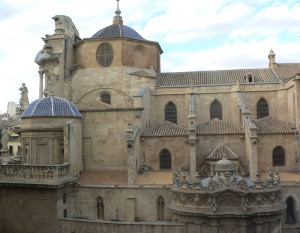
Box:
0;1;300;233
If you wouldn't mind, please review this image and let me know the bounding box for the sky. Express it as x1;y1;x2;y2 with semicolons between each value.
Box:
0;0;299;113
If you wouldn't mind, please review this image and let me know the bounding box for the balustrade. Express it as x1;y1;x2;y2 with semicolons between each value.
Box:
0;163;71;185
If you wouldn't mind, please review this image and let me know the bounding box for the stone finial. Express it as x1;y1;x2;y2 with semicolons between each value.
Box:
113;0;123;25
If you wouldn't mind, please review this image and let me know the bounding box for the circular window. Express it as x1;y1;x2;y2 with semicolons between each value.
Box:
96;43;114;67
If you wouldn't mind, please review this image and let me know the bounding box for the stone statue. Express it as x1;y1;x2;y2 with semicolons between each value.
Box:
1;127;8;150
241;200;247;212
211;199;218;213
19;83;29;108
47;76;54;95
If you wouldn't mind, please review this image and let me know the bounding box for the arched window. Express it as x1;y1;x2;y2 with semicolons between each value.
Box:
157;196;165;221
100;92;111;105
210;100;222;120
286;196;297;224
160;149;171;169
273;146;285;166
257;98;269;119
97;196;104;219
165;102;177;124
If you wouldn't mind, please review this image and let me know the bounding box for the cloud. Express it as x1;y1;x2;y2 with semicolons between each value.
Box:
0;0;299;113
162;40;300;72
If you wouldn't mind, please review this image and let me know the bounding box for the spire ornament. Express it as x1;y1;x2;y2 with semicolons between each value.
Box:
113;0;123;25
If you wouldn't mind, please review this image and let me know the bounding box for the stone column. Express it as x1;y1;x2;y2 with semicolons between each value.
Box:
239;221;247;233
244;114;258;180
294;75;300;129
44;70;49;97
188;94;197;180
256;222;262;233
126;124;135;185
38;71;44;98
211;221;219;233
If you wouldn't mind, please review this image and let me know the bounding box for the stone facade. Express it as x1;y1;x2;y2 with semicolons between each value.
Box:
0;2;300;233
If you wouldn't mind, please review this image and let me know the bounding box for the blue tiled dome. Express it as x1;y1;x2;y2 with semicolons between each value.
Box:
21;96;82;118
91;24;145;41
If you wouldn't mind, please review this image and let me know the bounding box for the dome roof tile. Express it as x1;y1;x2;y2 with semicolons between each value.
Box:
91;24;145;41
21;96;82;118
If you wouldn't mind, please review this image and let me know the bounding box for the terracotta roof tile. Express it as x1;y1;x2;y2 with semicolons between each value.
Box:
156;68;280;87
75;100;114;111
255;116;295;134
197;119;244;135
141;121;188;137
205;144;239;160
273;63;300;82
129;69;157;78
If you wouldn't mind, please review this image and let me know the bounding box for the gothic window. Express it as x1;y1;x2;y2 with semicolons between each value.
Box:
63;209;67;218
100;92;111;105
257;98;269;119
165;102;177;124
63;193;67;204
210;100;222;120
157;196;165;221
97;196;104;219
160;149;171;169
96;43;114;67
273;146;285;166
286;196;297;224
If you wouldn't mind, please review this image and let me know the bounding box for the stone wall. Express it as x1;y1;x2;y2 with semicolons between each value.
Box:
81;110;142;170
257;134;297;172
58;218;185;233
0;186;60;233
71;185;172;222
140;136;189;170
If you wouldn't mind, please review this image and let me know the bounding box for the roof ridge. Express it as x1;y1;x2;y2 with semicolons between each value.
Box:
255;116;295;134
206;144;239;160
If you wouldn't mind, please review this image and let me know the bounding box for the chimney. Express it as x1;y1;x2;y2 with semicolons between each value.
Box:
268;49;277;68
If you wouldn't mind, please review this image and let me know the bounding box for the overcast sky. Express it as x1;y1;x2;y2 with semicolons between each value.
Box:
0;0;299;113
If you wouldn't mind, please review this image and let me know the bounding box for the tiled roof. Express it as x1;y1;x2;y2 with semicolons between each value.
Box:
91;24;145;41
197;119;244;135
156;68;279;87
21;96;82;118
141;121;188;137
273;63;300;82
205;144;239;160
75;100;114;111
129;69;157;78
255;116;295;134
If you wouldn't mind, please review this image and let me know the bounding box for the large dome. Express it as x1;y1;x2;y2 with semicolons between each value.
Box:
21;96;82;118
91;24;145;41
